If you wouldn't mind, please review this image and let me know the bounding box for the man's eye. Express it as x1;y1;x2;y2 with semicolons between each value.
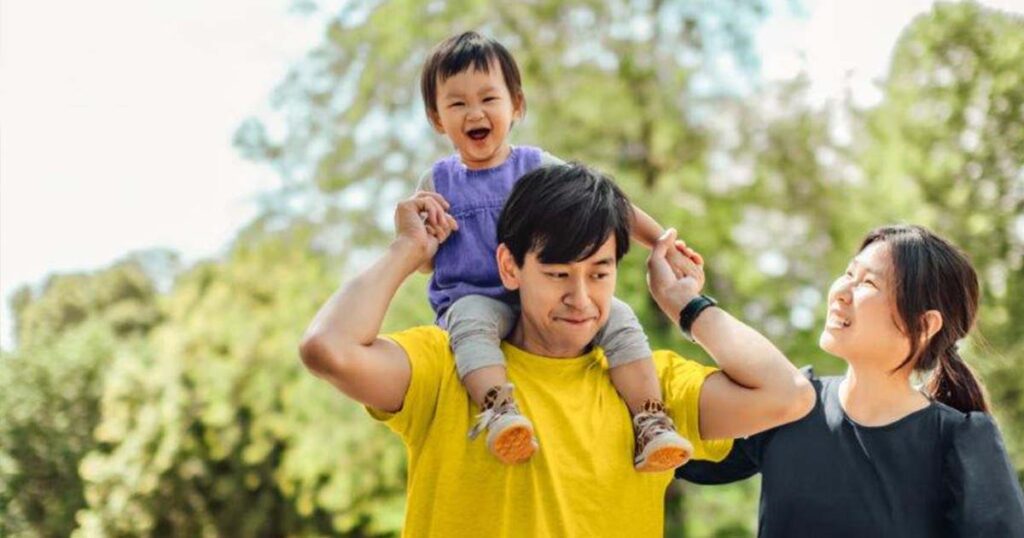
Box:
592;273;609;280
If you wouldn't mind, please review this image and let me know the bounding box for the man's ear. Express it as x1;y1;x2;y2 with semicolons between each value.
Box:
921;310;944;343
496;244;521;291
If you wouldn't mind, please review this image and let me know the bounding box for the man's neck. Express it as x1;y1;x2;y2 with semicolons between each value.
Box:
507;316;587;358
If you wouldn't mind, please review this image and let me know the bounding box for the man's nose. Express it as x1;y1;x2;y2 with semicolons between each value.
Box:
562;277;590;309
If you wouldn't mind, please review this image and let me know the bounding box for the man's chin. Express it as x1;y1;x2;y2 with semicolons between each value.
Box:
551;322;599;351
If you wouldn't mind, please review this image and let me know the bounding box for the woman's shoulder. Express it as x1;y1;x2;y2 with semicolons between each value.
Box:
931;403;1001;444
802;368;841;403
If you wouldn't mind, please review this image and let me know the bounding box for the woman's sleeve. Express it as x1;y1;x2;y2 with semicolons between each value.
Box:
675;430;769;484
944;411;1024;536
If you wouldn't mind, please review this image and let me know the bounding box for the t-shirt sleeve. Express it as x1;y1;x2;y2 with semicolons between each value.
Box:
415;168;435;192
943;411;1024;536
656;351;734;462
365;326;449;446
675;432;766;484
676;365;811;484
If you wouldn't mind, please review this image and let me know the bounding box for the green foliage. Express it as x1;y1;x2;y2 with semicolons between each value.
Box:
73;220;418;537
3;2;1022;538
235;0;769;241
865;0;1024;469
11;257;166;350
1;258;162;538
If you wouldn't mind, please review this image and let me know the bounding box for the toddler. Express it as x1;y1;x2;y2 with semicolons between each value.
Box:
415;31;698;472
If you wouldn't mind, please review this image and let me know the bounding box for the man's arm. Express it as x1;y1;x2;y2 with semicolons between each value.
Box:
299;193;456;412
647;229;815;440
416;253;435;274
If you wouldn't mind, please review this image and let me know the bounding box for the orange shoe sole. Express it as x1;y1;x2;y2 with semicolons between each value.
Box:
635;445;691;472
491;425;537;464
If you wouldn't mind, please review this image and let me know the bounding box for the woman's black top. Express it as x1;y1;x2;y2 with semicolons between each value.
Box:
678;374;1024;537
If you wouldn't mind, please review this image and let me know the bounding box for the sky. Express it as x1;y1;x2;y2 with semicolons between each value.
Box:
2;0;1022;350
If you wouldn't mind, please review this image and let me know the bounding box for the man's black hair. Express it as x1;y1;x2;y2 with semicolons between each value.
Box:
497;163;633;266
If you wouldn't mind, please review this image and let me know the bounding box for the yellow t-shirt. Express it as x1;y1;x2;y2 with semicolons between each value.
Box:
368;325;732;538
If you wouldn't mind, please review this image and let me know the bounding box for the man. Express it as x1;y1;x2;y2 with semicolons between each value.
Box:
299;163;814;537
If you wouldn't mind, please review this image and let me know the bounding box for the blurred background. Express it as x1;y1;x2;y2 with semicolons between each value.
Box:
2;0;1022;536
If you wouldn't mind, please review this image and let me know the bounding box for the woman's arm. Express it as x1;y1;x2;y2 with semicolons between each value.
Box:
945;412;1024;536
676;435;764;484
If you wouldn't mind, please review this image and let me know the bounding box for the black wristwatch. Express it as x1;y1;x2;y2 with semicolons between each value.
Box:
678;294;717;342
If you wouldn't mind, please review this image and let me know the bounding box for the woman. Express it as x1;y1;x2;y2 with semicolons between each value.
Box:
679;224;1024;537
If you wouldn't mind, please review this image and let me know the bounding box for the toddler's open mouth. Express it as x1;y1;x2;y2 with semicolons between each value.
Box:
466;128;490;140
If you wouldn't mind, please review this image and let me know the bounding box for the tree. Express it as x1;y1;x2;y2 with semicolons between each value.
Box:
235;0;771;236
1;256;165;537
864;1;1024;472
235;3;776;535
74;219;431;537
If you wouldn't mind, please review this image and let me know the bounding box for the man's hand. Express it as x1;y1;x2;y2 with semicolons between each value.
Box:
395;191;458;264
647;228;706;321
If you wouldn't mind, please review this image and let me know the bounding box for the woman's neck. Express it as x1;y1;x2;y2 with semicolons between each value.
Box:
840;362;930;427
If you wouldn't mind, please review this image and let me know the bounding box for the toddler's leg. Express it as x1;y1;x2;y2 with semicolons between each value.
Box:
598;297;693;472
446;295;536;463
596;298;660;412
446;294;515;406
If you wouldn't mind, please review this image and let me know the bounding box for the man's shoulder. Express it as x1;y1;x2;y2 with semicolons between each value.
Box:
650;348;702;369
385;325;451;360
650;349;720;397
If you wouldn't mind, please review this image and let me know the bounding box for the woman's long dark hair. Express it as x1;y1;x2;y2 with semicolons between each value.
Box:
860;225;989;413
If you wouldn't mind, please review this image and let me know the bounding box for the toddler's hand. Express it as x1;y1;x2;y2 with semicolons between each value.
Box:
647;228;707;320
412;191;459;243
666;237;704;278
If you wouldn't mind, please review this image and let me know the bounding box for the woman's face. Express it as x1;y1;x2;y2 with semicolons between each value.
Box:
819;241;911;368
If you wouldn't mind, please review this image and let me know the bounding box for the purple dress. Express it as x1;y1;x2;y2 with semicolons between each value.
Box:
427;146;544;320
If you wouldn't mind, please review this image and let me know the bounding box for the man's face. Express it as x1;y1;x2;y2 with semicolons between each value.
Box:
497;235;618;358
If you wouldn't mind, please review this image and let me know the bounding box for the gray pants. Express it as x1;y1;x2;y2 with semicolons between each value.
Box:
443;294;653;379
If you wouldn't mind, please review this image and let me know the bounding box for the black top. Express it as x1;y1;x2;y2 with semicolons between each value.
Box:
678;374;1024;538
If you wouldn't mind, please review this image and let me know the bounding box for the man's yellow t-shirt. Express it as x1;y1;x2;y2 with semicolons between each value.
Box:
368;325;732;537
